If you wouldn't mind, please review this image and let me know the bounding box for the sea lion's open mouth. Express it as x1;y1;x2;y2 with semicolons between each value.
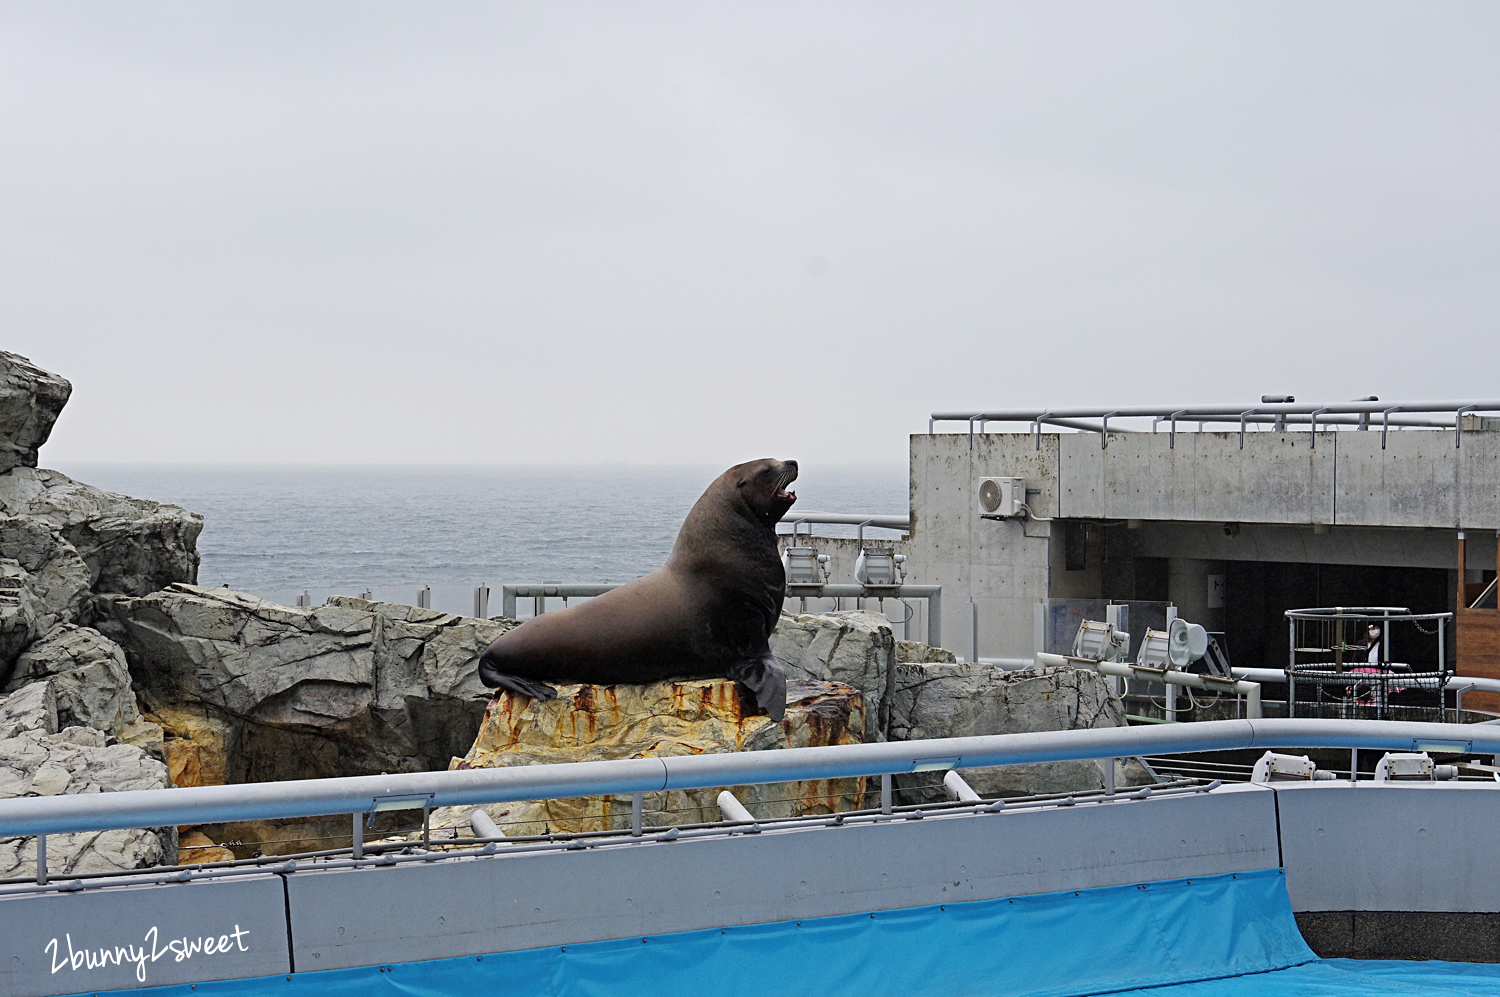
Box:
775;463;798;503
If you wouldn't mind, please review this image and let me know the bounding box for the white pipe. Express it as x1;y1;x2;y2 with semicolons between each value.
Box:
942;770;981;803
775;512;909;529
716;791;755;824
8;718;1500;838
469;808;502;839
1043;652;1263;719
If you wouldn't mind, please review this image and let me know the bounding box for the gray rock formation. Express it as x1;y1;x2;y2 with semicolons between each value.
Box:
0;467;201;597
8;624;151;740
97;586;516;782
0;723;173;879
0;675;174;879
0;353;71;475
888;662;1125;801
0;518;94;683
771;611;896;740
0;516;90;633
896;639;956;663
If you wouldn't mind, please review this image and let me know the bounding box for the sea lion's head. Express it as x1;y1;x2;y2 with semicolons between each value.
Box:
726;457;798;526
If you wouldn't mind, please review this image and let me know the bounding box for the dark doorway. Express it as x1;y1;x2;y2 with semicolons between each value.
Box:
1224;562;1449;670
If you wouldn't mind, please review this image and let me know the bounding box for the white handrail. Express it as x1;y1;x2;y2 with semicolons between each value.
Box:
0;718;1494;839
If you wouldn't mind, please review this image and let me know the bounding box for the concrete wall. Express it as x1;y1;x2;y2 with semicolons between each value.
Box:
1054;429;1500;529
909;433;1058;659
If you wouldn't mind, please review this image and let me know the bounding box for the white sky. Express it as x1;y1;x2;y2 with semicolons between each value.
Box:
6;3;1499;467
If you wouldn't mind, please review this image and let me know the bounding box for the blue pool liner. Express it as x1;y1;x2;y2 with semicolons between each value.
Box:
71;868;1495;997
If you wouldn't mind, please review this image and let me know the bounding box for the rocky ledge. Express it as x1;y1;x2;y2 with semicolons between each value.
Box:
433;676;866;837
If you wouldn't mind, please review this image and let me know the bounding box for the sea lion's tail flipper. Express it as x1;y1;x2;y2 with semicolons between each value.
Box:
730;654;787;723
479;659;559;702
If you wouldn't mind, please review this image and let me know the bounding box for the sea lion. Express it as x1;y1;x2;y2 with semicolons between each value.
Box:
477;458;798;721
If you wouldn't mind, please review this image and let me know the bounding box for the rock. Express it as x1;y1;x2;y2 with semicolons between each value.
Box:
0;721;173;879
145;704;238;788
771;611;896;740
0;559;40;671
436;678;866;836
0;467;202;596
0;679;56;738
887;663;1126;801
177;830;236;865
897;639;957;664
0;352;70;474
97;586;516;782
0;517;90;633
8;625;147;738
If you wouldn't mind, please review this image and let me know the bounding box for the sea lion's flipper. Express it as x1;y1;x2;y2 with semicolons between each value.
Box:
479;662;559;703
730;654;787;723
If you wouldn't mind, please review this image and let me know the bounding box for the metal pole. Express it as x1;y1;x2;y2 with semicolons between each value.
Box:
880;774;892;815
1288;617;1298;719
1350;748;1359;784
501;586;518;620
631;793;643;837
35;834;45;885
352;813;363;859
1104;758;1116;796
971;601;979;664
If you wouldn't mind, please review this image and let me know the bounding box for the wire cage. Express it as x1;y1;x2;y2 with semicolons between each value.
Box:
1284;606;1454;722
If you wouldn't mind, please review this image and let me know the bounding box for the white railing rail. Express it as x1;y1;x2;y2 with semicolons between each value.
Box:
0;718;1494;840
929;399;1500;450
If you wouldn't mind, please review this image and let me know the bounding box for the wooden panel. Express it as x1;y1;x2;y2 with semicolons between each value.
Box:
1457;610;1500;712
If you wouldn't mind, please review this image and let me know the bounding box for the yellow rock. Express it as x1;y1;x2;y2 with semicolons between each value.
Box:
145;705;237;789
177;830;235;865
435;678;866;836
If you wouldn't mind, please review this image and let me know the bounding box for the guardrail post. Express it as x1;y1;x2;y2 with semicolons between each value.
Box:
35;833;45;885
1104;759;1116;796
927;589;941;649
352;812;364;858
501;586;518;619
631;793;643;837
880;773;893;815
473;586;490;619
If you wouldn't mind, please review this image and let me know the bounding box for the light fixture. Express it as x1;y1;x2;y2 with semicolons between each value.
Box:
855;548;906;587
1071;620;1129;662
782;547;829;586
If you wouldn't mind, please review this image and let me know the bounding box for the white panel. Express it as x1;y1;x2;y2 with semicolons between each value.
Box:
1277;782;1500;912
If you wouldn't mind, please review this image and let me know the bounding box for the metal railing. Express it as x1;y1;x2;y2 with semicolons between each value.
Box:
2;718;1495;844
929;399;1500;450
778;511;911;544
501;582;941;645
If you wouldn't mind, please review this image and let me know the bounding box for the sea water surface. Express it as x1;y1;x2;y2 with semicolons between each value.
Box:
58;463;906;613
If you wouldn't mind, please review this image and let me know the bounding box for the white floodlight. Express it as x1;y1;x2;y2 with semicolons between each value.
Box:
1251;752;1335;783
782;547;829;586
1135;629;1171;671
855;548;906;587
1071;620;1130;663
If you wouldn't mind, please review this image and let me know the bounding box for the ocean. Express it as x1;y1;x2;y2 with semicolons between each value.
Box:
57;463;907;615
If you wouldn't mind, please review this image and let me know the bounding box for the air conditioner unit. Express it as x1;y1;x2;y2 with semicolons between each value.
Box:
976;477;1025;518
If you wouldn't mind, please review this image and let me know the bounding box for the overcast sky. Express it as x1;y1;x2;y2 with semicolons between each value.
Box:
6;3;1498;467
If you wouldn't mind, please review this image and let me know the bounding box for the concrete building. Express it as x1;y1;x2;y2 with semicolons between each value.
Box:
909;400;1500;692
